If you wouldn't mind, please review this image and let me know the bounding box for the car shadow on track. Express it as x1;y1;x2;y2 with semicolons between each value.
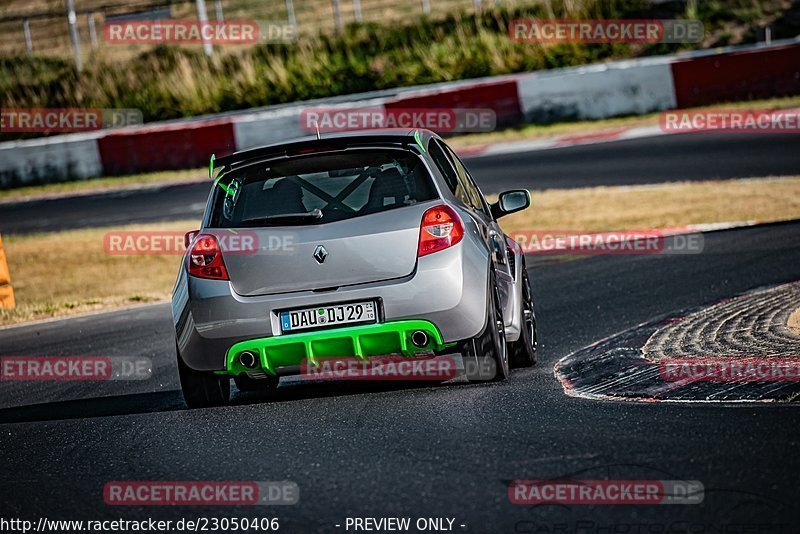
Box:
0;391;187;424
0;377;505;424
232;377;472;406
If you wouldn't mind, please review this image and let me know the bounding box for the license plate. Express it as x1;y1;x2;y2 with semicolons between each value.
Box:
280;301;376;333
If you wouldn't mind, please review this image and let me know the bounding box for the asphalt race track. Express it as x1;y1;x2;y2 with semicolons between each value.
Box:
1;131;799;531
467;131;800;191
2;220;800;530
2;131;800;234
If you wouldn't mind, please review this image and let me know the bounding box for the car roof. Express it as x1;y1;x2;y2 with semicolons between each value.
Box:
215;129;439;170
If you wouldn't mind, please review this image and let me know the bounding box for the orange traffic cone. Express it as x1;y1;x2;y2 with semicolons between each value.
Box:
0;233;15;309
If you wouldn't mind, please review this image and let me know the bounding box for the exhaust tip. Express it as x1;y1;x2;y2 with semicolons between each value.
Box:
410;330;429;348
238;351;258;369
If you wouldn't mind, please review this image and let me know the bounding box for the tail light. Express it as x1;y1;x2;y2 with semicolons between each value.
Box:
418;205;464;257
187;234;229;280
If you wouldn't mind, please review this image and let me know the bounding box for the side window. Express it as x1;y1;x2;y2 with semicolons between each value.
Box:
428;140;460;196
443;145;487;215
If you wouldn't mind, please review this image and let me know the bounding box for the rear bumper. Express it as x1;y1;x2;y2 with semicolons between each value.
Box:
225;319;453;376
173;242;489;371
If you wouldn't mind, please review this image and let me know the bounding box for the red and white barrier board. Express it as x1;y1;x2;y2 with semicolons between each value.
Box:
0;40;798;188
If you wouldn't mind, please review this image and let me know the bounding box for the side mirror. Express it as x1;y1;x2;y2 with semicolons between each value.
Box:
491;190;531;219
184;230;200;248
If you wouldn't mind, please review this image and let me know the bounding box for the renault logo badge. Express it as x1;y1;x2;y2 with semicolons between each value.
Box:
313;245;328;264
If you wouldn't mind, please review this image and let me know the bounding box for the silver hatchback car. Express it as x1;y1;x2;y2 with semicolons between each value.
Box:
173;130;538;407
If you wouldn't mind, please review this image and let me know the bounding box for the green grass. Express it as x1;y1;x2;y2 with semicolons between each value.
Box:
4;176;800;326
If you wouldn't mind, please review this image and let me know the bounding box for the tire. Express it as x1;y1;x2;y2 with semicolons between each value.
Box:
176;346;231;408
234;374;280;392
464;269;509;382
509;267;538;368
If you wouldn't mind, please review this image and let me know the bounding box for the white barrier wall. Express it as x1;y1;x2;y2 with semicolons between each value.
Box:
0;134;103;188
232;98;390;151
516;59;677;122
232;108;307;152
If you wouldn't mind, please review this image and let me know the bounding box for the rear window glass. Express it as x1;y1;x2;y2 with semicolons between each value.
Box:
210;149;438;227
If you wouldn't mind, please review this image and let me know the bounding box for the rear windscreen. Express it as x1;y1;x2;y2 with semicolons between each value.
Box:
210;149;438;228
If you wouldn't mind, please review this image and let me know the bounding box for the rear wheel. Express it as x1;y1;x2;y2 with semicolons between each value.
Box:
465;270;509;382
509;268;538;368
176;347;231;408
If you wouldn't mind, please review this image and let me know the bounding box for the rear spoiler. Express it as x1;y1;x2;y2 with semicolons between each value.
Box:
215;133;422;171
